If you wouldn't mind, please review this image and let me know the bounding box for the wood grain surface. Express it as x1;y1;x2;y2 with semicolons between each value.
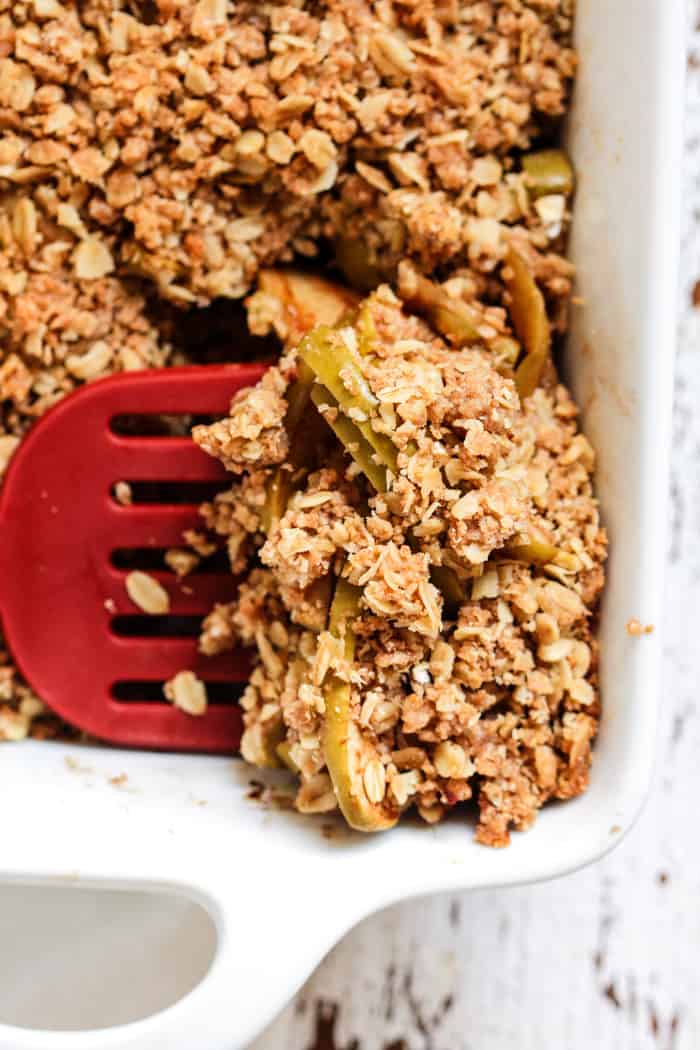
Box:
249;8;699;1048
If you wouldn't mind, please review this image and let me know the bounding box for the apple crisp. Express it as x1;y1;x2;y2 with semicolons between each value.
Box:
193;283;606;846
0;0;605;848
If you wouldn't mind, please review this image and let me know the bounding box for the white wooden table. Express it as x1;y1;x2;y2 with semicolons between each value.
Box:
249;11;700;1050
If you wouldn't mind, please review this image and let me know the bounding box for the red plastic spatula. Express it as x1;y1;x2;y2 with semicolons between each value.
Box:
0;364;266;753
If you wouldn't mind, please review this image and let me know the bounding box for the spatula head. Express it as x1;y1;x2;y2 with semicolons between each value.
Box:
0;365;266;752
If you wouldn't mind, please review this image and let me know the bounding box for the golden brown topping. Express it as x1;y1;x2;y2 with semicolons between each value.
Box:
199;283;605;846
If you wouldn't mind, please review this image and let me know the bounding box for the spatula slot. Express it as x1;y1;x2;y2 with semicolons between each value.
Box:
109;413;218;437
110;480;227;505
110;547;230;573
111;615;202;638
111;680;244;704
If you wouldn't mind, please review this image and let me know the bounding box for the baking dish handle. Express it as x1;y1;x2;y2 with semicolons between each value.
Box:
0;874;349;1050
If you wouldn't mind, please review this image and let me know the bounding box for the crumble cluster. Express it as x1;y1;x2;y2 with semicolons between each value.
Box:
193;286;606;847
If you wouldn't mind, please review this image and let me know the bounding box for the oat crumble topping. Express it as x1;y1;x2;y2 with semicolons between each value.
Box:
1;0;575;312
0;0;607;848
194;286;607;846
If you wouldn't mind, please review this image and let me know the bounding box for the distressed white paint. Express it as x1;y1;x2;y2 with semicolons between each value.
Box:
248;10;700;1050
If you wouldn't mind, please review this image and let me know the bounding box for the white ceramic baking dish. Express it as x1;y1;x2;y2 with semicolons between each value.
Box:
0;2;685;1047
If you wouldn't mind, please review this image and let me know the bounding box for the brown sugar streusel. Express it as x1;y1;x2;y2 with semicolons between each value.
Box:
1;0;576;317
0;0;576;483
193;285;607;847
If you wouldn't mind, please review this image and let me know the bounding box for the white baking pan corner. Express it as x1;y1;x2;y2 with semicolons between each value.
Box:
0;2;686;1047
